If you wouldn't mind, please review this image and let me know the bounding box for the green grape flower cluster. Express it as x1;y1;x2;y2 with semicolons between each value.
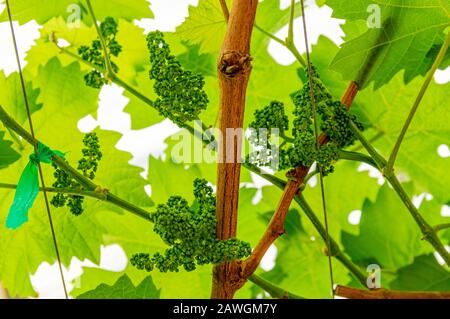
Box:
249;100;289;137
247;101;288;167
51;133;102;215
78;17;122;89
131;179;251;273
247;66;362;174
77;132;102;179
280;74;342;175
146;31;209;127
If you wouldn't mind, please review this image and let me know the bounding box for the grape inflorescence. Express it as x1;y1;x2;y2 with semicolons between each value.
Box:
51;133;102;216
146;31;209;127
131;179;251;273
78;17;122;89
249;65;363;174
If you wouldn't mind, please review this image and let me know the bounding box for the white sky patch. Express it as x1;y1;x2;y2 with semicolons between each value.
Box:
77;114;99;132
30;245;126;298
260;244;278;271
116;119;180;178
437;144;450;158
252;188;263;204
97;84;131;133
441;205;450;217
434;246;450;266
144;184;152;197
135;0;197;33
98;244;128;271
308;175;318;188
268;0;345;66
250;168;277;188
0;21;40;75
434;66;450;84
348;210;362;225
358;163;385;185
412;193;434;209
57;38;70;47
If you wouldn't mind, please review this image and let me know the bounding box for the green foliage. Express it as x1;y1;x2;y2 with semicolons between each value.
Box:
342;184;427;270
51;132;102;216
390;254;450;291
327;0;450;88
131;179;251;272
0;131;20;169
146;31;209;127
78;17;122;88
0;0;153;25
77;274;160;299
0;0;449;300
257;206;350;298
355;73;450;204
0;72;42;123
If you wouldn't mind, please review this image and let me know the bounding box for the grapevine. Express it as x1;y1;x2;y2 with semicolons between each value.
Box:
51;133;102;216
78;17;122;89
131;179;251;272
146;31;209;127
249;66;363;175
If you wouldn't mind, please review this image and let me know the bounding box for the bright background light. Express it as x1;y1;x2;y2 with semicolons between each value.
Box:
0;0;448;298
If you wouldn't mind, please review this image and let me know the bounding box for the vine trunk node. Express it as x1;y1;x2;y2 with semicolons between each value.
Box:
219;50;252;78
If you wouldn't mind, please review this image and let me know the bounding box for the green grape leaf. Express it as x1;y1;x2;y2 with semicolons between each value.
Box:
177;43;216;78
114;20;149;82
122;68;161;130
237;187;273;248
175;0;228;54
259;206;350;298
77;274;160;299
26;18;149;83
390;254;450;291
327;0;450;89
71;209;213;298
0;131;20;169
148;156;203;204
0;0;153;26
0;71;42;124
303;161;381;239
0;57;151;297
25;17;97;77
342;184;428;270
177;0;301;55
355;74;450;204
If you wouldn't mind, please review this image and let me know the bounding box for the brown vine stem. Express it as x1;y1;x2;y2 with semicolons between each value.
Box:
242;81;359;281
212;0;259;299
335;285;450;299
219;0;230;22
0;284;9;299
242;167;308;278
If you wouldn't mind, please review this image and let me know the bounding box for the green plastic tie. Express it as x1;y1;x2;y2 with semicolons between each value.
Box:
6;142;64;230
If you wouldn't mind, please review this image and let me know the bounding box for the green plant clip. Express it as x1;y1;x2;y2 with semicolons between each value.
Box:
5;142;64;230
